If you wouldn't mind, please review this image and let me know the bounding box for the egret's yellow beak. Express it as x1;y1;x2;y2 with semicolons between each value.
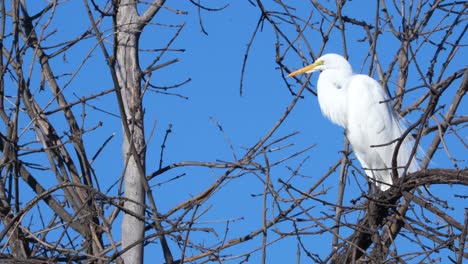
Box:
287;60;323;77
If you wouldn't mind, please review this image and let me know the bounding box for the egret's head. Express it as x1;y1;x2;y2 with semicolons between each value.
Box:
287;53;352;77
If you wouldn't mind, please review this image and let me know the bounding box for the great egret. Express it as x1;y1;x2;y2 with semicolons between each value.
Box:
288;53;419;191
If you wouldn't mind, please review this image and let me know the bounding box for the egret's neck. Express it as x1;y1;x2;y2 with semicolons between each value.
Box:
316;69;352;128
321;69;352;88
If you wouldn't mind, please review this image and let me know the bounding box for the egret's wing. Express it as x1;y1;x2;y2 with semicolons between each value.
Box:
346;75;418;185
390;114;421;173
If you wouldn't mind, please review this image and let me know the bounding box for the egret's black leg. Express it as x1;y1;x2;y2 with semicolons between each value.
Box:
368;180;379;197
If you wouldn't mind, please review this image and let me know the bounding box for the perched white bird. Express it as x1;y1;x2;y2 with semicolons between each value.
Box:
288;53;419;191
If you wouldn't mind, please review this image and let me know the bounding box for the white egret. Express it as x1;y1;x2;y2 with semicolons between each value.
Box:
288;53;419;191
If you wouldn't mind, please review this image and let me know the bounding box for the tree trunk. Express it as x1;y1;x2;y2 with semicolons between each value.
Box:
115;3;146;263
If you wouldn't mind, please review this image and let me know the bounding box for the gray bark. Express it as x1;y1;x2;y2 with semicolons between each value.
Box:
113;1;172;263
115;3;146;263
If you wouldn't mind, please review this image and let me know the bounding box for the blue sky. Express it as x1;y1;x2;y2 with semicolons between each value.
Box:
14;0;468;263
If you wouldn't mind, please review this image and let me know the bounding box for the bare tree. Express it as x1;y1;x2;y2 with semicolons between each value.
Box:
252;0;467;262
0;0;466;263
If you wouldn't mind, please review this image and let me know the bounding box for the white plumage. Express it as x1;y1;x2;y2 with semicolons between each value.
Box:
288;53;419;191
